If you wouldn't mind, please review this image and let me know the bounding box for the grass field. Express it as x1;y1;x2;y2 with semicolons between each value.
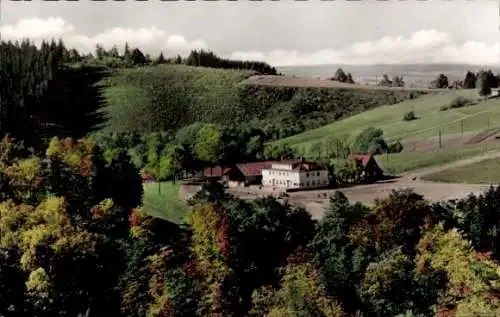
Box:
99;64;428;135
421;158;500;184
376;143;500;175
141;182;188;223
276;90;500;152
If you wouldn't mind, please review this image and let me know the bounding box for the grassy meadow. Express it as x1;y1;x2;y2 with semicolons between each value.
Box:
376;143;500;175
421;158;500;184
99;64;427;134
276;90;500;152
141;182;188;224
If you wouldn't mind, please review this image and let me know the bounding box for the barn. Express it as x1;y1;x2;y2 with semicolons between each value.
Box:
348;153;384;181
202;161;273;187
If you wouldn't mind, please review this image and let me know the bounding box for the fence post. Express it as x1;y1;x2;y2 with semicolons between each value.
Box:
438;129;442;149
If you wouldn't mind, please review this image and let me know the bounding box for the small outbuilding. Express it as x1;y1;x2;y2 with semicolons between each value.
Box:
141;172;155;184
348;153;384;181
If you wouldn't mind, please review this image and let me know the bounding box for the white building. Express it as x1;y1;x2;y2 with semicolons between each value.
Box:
261;159;329;190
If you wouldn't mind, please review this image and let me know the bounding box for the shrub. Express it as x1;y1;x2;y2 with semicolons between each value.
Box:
450;96;471;109
333;159;363;185
387;141;404;153
351;127;388;155
403;111;416;121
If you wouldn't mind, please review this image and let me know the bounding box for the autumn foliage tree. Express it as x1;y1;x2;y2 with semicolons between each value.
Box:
0;136;144;316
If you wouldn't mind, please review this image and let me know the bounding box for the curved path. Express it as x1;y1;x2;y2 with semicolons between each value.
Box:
179;151;500;219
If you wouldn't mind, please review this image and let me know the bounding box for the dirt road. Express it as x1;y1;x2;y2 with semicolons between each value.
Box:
179;151;500;220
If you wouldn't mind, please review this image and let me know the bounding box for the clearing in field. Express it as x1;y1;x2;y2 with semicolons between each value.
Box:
422;158;500;184
141;182;188;223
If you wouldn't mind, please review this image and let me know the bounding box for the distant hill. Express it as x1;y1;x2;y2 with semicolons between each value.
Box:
99;64;429;138
277;63;500;88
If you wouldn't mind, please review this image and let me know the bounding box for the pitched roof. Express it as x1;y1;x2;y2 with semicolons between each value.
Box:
275;159;304;165
348;153;375;168
271;159;321;171
236;161;273;177
202;159;324;178
203;166;232;178
292;162;321;171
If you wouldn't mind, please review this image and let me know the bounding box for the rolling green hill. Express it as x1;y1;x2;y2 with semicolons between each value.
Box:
98;64;430;137
275;90;498;150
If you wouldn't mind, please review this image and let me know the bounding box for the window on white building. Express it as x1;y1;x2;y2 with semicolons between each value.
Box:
306;173;309;177
312;180;315;185
317;172;320;176
306;181;310;186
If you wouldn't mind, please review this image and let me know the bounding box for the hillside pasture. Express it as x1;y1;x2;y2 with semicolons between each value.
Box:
276;90;500;152
99;65;429;135
422;158;500;184
376;141;500;175
101;65;255;133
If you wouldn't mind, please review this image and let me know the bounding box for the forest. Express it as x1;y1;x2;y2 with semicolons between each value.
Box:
3;39;500;317
0;136;500;317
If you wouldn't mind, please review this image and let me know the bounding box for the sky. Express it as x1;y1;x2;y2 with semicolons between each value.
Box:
1;1;499;67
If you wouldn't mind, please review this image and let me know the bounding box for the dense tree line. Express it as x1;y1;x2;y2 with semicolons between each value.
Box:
91;123;297;182
91;125;401;187
86;43;278;75
185;49;278;75
0;40;107;150
431;70;500;93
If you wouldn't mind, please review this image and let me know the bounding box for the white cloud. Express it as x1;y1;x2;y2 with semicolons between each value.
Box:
0;17;207;56
1;17;499;66
231;29;500;67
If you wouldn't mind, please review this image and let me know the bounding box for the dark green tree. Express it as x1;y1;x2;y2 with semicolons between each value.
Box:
130;48;146;66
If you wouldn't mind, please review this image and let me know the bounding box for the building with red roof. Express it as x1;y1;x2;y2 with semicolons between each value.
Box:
140;172;155;184
348;153;384;181
262;159;329;190
202;161;274;187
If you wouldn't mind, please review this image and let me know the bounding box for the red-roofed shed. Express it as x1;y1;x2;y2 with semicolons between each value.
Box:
141;172;155;184
348;153;384;181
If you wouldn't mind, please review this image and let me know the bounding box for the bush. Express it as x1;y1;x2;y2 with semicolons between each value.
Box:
387;141;404;153
333;159;363;185
403;111;416;121
351;127;388;155
440;96;478;112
